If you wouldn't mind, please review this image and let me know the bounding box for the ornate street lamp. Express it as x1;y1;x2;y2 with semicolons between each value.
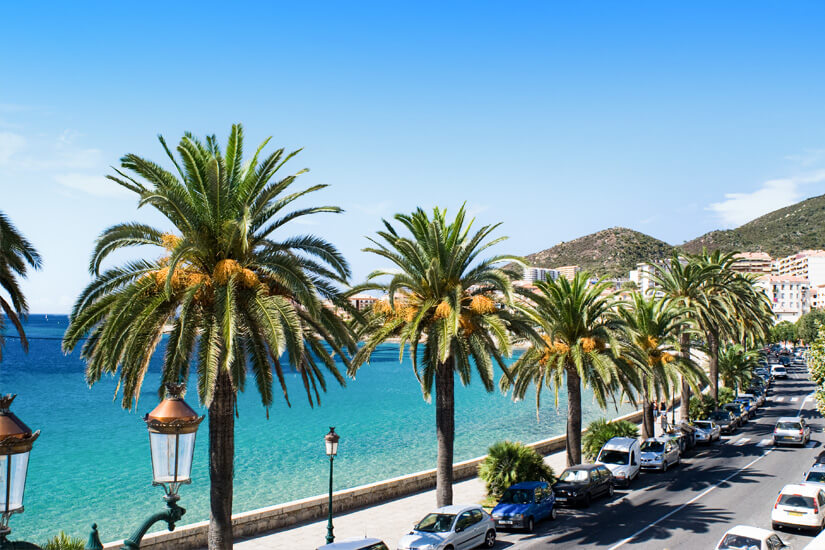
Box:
86;384;203;550
0;394;40;550
324;427;340;545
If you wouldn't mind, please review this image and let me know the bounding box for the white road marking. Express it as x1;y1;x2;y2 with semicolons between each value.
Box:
605;450;775;550
733;437;751;446
799;393;815;415
775;396;785;402
758;439;772;447
791;397;800;403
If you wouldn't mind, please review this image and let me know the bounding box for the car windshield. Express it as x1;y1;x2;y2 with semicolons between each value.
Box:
718;534;761;549
641;441;664;452
415;513;456;533
776;422;801;430
711;413;729;420
807;471;825;483
558;470;589;483
500;489;534;504
694;422;711;429
779;494;815;508
599;450;629;464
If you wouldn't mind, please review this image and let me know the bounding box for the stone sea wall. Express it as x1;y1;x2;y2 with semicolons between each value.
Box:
101;407;646;549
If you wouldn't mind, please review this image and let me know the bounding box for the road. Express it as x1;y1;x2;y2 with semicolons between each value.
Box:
497;362;822;549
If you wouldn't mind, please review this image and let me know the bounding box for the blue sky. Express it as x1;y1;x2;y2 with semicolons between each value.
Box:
2;1;824;313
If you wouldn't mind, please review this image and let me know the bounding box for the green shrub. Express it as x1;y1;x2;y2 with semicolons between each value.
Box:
582;418;639;461
478;440;555;500
718;387;735;405
43;532;85;550
689;394;716;420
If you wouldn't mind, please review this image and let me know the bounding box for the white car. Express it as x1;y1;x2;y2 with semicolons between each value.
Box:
397;505;496;550
772;483;825;532
693;420;722;444
596;436;641;487
715;525;789;549
772;365;788;379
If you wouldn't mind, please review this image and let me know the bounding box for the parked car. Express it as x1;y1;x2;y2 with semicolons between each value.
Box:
803;464;825;488
596;436;641;487
710;410;737;434
772;483;825;532
318;538;389;550
772;365;788;379
723;402;748;426
398;505;496;550
773;417;812;447
666;431;687;454
747;386;767;405
640;437;680;472
552;464;615;507
735;395;758;418
490;481;556;532
715;525;790;550
693;420;721;444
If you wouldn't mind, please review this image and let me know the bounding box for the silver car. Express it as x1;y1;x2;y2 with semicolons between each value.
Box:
640;437;680;472
773;416;811;446
693;420;721;444
397;505;496;550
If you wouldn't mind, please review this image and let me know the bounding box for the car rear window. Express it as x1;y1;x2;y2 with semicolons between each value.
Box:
807;471;825;483
718;534;760;549
776;422;801;430
779;494;815;508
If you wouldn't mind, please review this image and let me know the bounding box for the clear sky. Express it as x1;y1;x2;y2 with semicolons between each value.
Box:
2;1;824;313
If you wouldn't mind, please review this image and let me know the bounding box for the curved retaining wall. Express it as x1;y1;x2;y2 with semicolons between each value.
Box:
102;408;645;549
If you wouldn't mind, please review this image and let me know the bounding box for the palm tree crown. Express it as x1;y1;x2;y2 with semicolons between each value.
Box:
0;211;41;359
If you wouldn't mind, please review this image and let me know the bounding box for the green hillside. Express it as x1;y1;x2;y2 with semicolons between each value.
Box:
682;193;825;256
524;227;673;278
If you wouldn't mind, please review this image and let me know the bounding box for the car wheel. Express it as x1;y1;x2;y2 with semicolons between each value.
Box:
550;507;557;520
662;460;668;472
526;517;534;533
608;483;615;497
484;529;496;548
583;493;592;508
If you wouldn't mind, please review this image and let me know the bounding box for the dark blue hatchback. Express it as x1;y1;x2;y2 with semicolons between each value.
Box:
490;481;556;532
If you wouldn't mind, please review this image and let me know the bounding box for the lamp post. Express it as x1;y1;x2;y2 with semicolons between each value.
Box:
324;427;339;545
0;394;41;550
86;384;203;550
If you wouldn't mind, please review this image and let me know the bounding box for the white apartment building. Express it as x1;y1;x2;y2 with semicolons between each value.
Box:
756;275;810;323
522;266;560;284
628;262;665;297
774;250;825;288
732;252;772;274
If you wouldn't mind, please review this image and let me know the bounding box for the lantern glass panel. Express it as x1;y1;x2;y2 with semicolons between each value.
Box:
0;452;29;513
325;438;338;457
149;432;196;484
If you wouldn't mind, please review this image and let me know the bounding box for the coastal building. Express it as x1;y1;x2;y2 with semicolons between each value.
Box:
810;286;825;310
522;266;560;283
756;275;810;323
732;252;772;274
556;265;581;281
348;293;379;311
628;262;663;297
774;250;825;287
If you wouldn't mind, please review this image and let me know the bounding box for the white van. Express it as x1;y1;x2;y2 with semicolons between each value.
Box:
596;436;641;487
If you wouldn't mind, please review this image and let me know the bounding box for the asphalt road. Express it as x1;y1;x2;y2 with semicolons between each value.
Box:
495;362;822;549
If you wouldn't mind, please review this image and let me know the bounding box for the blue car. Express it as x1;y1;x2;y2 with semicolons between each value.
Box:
490;481;556;532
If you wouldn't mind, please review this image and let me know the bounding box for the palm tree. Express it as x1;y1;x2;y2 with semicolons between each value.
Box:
718;344;759;396
650;252;722;418
0;211;41;360
616;293;706;438
62;125;355;550
350;205;529;507
504;272;638;466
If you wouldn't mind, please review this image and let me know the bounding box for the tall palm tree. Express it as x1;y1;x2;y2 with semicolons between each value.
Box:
63;125;355;550
0;211;41;359
616;293;706;438
350;206;529;507
718;344;759;397
650;252;722;418
504;272;638;466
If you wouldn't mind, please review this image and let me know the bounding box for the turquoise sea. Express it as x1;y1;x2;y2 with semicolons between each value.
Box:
2;315;633;544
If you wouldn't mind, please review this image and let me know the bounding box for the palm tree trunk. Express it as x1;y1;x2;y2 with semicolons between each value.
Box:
208;370;235;550
435;358;455;507
679;333;691;421
707;330;719;402
566;366;582;466
642;388;654;440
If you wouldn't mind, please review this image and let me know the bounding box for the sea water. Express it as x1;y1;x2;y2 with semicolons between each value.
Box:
1;315;633;544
